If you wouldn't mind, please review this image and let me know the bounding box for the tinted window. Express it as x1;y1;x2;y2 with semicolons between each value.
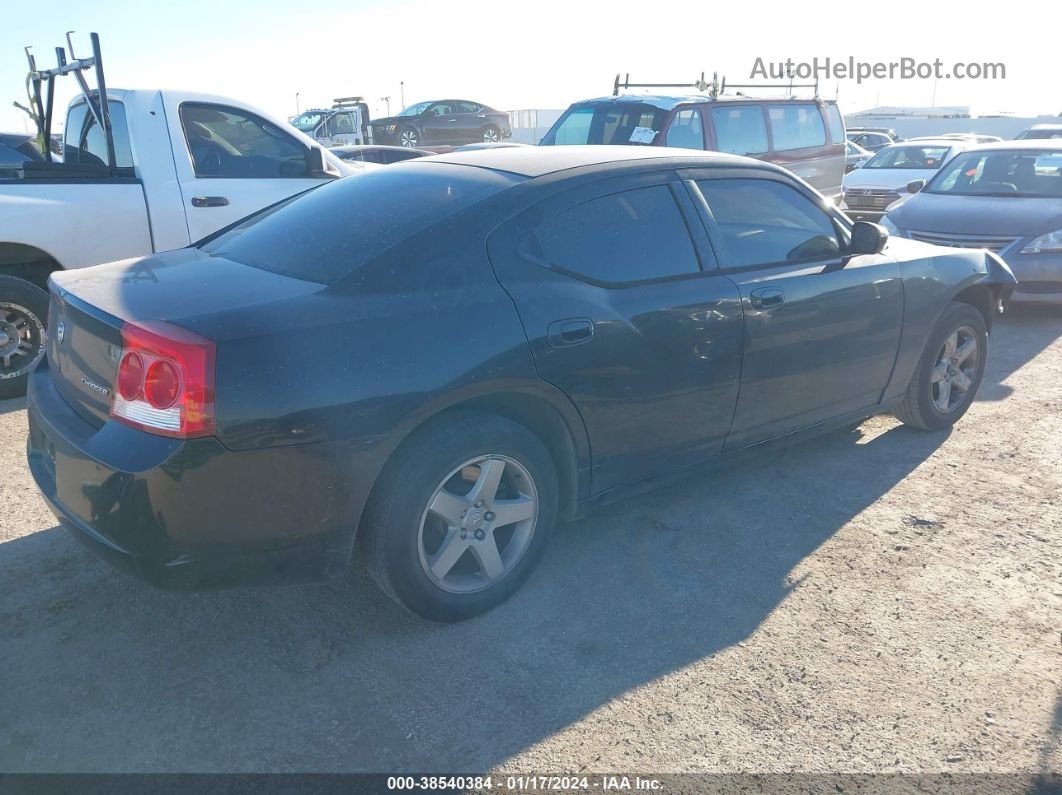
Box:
710;106;768;155
697;179;841;267
200;163;520;284
826;104;846;145
529;185;699;284
666;109;705;150
542;103;668;146
452;102;480;113
767;104;826;151
63;100;134;168
181;103;309;178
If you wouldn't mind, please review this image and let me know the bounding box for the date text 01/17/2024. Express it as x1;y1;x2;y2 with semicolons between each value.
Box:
386;775;665;791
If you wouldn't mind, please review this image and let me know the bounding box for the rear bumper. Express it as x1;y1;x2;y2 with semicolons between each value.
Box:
26;361;357;590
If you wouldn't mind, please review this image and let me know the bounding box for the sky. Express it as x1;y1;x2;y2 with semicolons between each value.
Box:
2;0;1058;133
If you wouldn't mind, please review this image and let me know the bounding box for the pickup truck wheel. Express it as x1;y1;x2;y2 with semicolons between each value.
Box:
0;276;48;400
360;413;558;622
398;127;420;148
482;125;501;143
895;302;987;431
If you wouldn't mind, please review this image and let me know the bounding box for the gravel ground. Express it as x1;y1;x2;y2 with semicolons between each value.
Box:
0;305;1059;777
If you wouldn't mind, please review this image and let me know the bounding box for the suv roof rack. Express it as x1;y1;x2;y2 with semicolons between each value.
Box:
18;31;117;172
612;71;820;100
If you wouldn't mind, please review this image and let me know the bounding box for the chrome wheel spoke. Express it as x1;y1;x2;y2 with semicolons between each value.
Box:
490;494;534;528
954;338;977;365
467;458;505;505
471;534;505;581
941;331;958;359
937;380;952;409
952;370;972;392
429;490;467;526
430;529;471;580
931;363;948;383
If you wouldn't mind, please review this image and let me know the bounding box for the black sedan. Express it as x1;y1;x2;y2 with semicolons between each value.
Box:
372;100;511;148
27;147;1016;621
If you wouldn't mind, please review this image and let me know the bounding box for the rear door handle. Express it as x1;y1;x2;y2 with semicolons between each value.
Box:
547;318;594;348
191;196;229;208
749;287;785;309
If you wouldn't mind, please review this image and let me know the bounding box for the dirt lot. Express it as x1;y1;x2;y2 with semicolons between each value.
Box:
0;305;1059;777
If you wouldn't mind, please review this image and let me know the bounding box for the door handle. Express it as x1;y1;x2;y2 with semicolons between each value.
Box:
447;118;457;123
749;287;785;309
191;196;229;208
547;318;594;348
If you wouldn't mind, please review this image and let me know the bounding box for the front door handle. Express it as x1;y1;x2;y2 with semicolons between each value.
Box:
749;287;785;310
191;196;229;208
547;318;594;348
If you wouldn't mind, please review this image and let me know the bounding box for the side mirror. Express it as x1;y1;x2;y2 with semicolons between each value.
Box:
850;221;888;255
306;147;329;177
907;179;927;194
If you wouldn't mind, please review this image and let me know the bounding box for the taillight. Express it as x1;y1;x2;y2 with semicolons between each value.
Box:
110;321;216;438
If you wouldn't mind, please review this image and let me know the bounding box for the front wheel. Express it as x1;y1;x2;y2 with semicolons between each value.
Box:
482;125;501;143
360;413;558;621
398;127;420;148
0;275;49;400
895;302;988;431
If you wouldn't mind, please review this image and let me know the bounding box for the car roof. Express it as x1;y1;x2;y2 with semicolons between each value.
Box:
574;94;831;112
424;144;757;178
883;138;961;147
967;139;1062;152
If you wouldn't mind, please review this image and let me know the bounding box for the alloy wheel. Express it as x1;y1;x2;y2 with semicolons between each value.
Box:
0;303;45;381
399;130;419;148
482;127;499;142
417;455;538;594
931;324;979;413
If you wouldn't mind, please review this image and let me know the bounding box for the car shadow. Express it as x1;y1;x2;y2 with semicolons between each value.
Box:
0;419;949;773
977;304;1062;402
0;397;27;416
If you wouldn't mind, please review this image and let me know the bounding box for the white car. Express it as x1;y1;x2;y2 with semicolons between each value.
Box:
841;139;971;221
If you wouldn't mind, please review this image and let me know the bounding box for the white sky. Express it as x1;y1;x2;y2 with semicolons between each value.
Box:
2;0;1058;132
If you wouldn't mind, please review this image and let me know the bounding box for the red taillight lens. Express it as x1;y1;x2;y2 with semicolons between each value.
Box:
117;352;145;400
109;321;216;438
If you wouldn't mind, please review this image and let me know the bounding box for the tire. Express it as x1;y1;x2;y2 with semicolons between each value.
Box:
360;413;558;622
398;127;420;148
894;302;988;431
0;275;49;400
482;125;501;143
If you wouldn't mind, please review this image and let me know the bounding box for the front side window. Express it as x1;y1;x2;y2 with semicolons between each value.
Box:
180;103;309;178
332;113;355;134
398;102;432;117
697;178;841;267
63;100;134;168
527;185;700;284
863;145;950;170
541;103;668;146
710;106;768;155
767;104;827;151
665;109;705;150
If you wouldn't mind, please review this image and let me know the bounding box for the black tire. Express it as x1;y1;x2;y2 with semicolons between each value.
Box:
398;127;420;148
894;302;988;431
0;275;49;400
482;124;501;143
360;413;558;622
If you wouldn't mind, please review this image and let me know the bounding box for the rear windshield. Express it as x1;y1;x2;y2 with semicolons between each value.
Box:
541;103;669;146
199;163;522;284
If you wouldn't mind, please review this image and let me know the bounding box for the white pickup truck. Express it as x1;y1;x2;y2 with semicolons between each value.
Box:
0;87;367;398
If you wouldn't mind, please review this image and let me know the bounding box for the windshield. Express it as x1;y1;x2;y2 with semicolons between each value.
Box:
541;103;669;146
925;149;1062;198
1016;128;1062;140
398;102;432;117
863;144;950;170
290;112;325;132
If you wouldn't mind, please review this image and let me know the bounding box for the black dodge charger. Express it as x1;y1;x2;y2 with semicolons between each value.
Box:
371;99;512;148
26;147;1016;621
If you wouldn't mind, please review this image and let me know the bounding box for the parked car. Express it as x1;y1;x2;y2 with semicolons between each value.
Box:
882;141;1062;304
925;133;1003;144
848;126;902;140
331;144;432;164
846;139;872;172
847;130;898;152
26;146;1015;621
539;94;846;200
290;98;373;147
0;133;49;177
0;88;367;399
371;100;512;148
842;139;970;221
1014;124;1062;140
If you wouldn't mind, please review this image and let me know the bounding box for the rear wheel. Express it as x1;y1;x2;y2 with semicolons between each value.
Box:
895;302;987;431
361;413;558;621
0;276;48;400
482;125;501;143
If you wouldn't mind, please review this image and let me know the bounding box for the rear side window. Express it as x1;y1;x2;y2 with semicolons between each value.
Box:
825;104;846;145
63;101;134;168
666;109;705;150
180;103;310;178
200;163;521;284
697;178;841;267
528;185;700;284
767;104;827;151
710;106;768;155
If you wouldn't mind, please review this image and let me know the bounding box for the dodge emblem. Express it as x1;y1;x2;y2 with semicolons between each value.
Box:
56;320;65;344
